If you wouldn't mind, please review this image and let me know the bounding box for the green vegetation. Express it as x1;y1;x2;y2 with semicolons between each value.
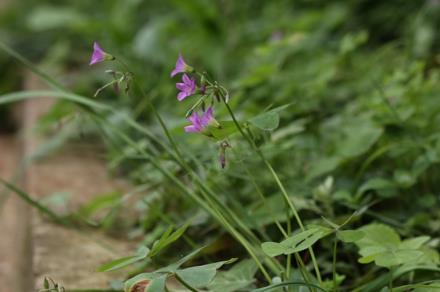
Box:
1;0;440;291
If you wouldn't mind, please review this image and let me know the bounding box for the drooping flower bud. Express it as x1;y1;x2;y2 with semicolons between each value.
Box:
171;53;194;77
89;42;115;65
219;141;231;169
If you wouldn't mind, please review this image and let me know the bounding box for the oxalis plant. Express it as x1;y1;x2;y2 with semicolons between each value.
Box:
0;39;439;292
85;43;440;292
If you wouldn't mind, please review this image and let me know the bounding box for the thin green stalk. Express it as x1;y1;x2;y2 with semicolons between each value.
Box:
93;115;273;282
231;146;287;238
0;45;278;281
332;238;338;292
123;69;263;249
223;100;322;283
121;70;282;275
0;178;68;226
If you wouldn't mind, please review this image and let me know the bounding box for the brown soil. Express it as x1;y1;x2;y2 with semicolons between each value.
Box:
0;73;137;291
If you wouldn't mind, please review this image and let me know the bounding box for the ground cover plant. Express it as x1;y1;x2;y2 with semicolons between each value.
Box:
1;0;440;291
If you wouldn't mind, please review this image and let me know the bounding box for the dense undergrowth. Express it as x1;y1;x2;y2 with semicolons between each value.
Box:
1;0;440;291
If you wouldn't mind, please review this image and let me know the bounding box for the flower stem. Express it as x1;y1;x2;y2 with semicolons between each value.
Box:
93;114;274;282
112;61;279;279
332;237;338;292
222;100;322;284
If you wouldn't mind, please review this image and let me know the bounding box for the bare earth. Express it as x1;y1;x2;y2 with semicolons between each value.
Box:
0;73;136;291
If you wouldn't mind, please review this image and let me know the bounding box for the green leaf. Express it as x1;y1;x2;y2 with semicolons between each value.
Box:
399;236;430;250
357;178;397;198
124;272;159;292
281;226;331;254
249;104;290;131
209;121;239;140
176;259;236;288
149;224;189;257
354;224;431;268
356;224;401;249
307;156;342;180
337;123;383;158
158;247;205;273
146;275;167;292
97;246;149;272
262;227;331;257
208;259;257;292
261;242;286;257
337;230;365;243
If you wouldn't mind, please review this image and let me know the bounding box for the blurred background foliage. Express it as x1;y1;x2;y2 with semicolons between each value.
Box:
1;0;440;289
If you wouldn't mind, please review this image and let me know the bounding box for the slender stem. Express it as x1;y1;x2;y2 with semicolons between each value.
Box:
93;115;274;282
332;238;338;292
231;146;288;237
223;100;322;283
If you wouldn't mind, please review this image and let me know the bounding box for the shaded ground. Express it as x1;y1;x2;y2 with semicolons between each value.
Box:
0;135;32;292
0;74;136;291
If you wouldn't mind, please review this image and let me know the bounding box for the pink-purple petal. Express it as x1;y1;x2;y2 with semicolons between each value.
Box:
89;42;106;65
177;91;189;101
184;125;199;132
201;107;213;126
182;74;191;84
170;53;188;77
176;83;187;91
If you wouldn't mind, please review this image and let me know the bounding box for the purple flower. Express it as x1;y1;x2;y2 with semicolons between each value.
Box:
184;107;215;133
171;53;193;77
176;74;196;101
89;42;113;65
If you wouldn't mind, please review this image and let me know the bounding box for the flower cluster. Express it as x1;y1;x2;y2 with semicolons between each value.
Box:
89;44;229;168
170;54;230;168
170;54;217;134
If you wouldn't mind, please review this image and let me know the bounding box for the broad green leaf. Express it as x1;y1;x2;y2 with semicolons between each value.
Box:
208;259;257;292
357;178;397;198
359;253;380;264
356;224;401;249
248;104;290;131
176;259;236;288
146;275;167;292
359;246;388;257
307;156;342;180
281;227;331;254
337;123;383;158
337;230;365;243
209;121;239;140
374;250;424;267
249;111;279;131
97;246;150;272
124;272;158;292
262;227;331;257
261;242;286;257
399;236;430;250
354;224;431;268
158;247;205;273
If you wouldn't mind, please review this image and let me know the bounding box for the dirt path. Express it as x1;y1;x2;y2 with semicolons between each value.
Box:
0;73;136;291
0;135;32;292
